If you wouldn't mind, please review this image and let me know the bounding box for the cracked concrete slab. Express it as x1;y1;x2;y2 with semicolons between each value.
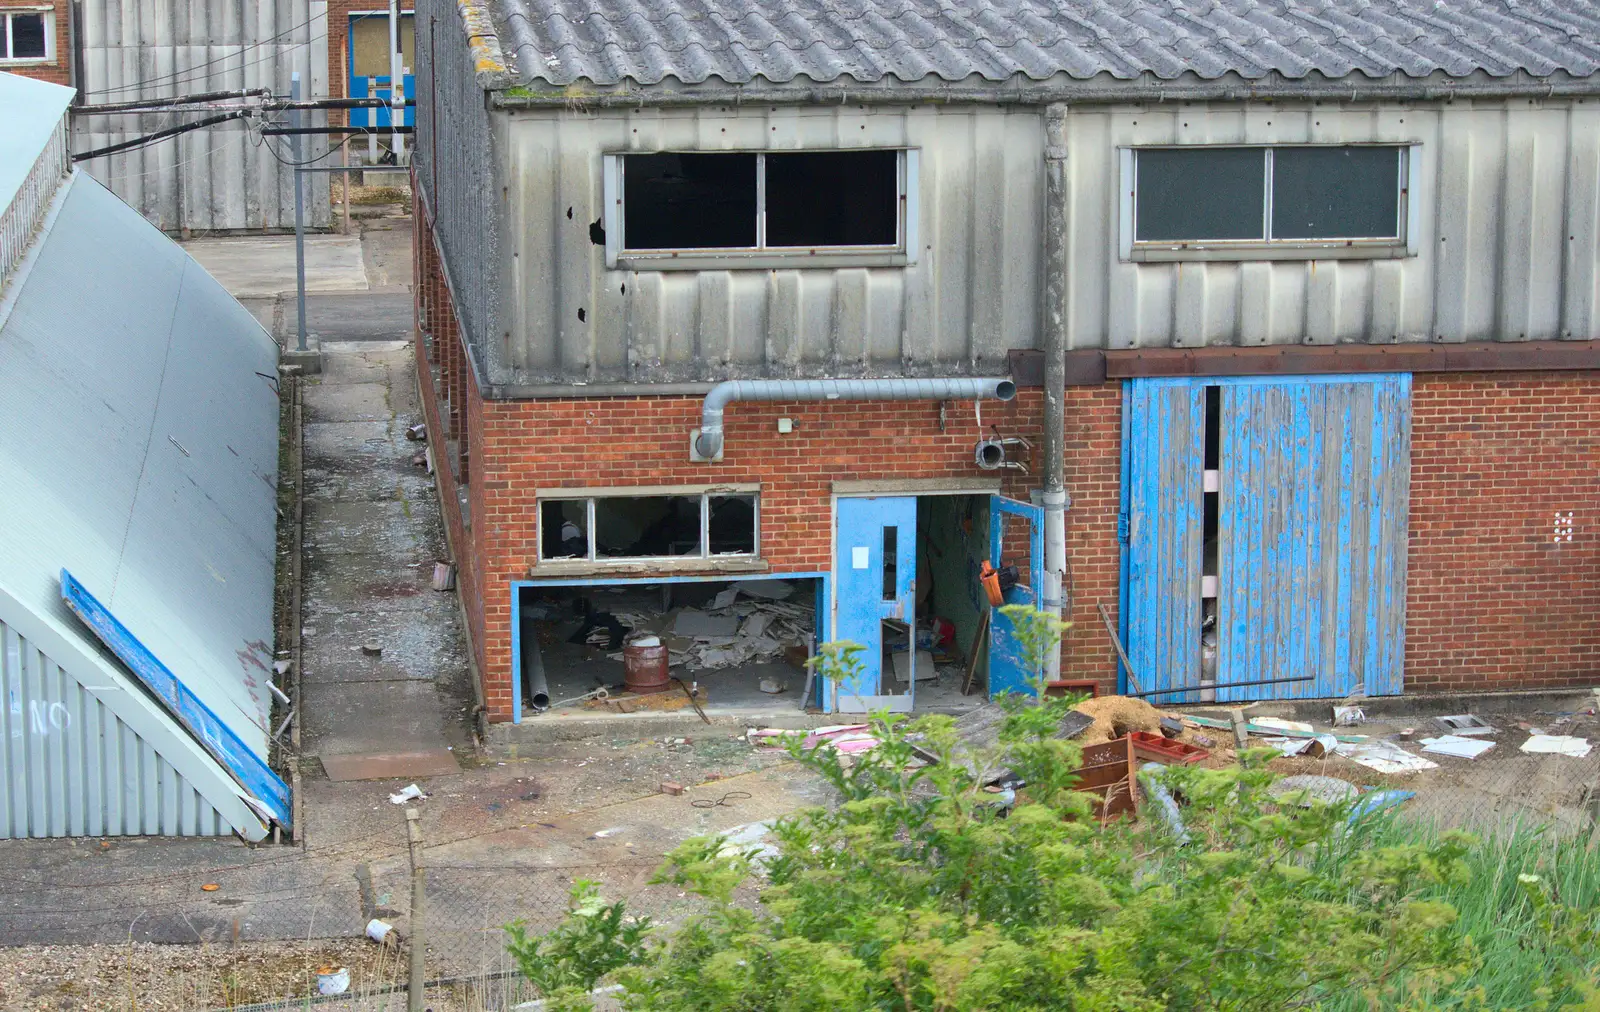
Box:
304;500;428;557
304;381;393;423
183;235;370;298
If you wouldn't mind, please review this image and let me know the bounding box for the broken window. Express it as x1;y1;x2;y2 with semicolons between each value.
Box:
614;150;907;256
539;492;759;562
2;11;48;61
1129;145;1409;259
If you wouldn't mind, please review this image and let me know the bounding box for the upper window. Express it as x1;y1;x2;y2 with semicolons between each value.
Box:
1;8;50;63
1122;145;1415;262
539;491;759;563
603;150;918;270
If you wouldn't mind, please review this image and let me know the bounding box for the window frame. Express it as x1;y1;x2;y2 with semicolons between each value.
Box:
1118;143;1421;263
603;149;920;271
0;6;53;65
537;487;762;564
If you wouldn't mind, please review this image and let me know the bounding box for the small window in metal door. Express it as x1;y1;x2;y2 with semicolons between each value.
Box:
882;526;898;599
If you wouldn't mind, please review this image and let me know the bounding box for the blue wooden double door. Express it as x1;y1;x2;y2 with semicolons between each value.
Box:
1123;375;1411;701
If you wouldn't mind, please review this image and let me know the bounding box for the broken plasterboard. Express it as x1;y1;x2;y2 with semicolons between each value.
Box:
1254;717;1316;734
1434;714;1496;736
1333;739;1438;774
671;609;740;638
891;649;938;684
1419;735;1496;759
1520;734;1593;758
732;579;795;601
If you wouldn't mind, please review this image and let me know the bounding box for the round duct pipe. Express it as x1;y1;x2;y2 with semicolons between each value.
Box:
693;377;1017;461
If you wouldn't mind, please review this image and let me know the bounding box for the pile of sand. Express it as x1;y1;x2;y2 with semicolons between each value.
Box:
1073;695;1164;745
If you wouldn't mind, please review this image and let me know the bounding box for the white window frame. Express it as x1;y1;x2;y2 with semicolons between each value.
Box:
0;6;53;65
1118;143;1421;263
537;488;761;563
603;149;919;271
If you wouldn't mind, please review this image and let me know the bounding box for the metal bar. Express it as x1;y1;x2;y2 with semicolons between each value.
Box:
288;164;412;173
1096;603;1144;696
389;0;406;160
73;88;273;114
264;98;414;110
70;111;246;162
292;73;308;353
1126;675;1314;699
260;126;414;135
405;809;425;1012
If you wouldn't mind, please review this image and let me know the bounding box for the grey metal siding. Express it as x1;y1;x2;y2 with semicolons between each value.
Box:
1;616;227;838
1215;376;1409;699
416;0;503;373
1063;101;1600;349
73;0;330;232
497;105;1041;385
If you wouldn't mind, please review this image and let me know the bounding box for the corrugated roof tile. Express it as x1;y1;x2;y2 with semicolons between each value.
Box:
478;0;1600;88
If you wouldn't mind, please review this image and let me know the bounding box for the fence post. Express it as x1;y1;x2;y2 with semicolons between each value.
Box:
406;808;425;1012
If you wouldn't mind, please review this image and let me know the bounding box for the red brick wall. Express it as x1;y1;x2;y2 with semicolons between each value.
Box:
1061;384;1123;694
2;4;72;86
1407;372;1600;692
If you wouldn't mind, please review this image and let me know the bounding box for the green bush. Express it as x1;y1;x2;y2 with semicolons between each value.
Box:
509;609;1599;1010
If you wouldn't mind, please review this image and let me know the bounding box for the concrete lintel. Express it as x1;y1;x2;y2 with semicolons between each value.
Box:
535;482;761;498
833;478;1002;496
528;557;772;579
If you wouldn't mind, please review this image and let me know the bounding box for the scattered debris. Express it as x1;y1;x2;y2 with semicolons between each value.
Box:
671;609;740;638
1269;775;1360;806
747;724;876;754
1332;705;1365;726
360;641;382;657
1435;714;1496;736
404;423;427;441
1138;764;1190;843
1128;730;1209;765
200;883;220;893
431;562;456;591
1333;740;1438;774
591;827;623;839
1263;734;1338;758
891;649;938;683
1420;735;1496;759
757;677;785;695
387;783;426;805
364;919;395;945
316;966;350;996
1254;717;1315;734
1520;734;1592;757
1159;716;1185;738
659;781;685;796
1349;789;1415;822
1072;695;1164;745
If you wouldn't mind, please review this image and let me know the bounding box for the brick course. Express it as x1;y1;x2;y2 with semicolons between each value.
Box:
1406;372;1600;692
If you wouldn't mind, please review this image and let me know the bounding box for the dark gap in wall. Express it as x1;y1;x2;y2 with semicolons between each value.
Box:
623;153;757;249
882;525;899;600
1202;385;1221;687
540;500;586;559
566;206;573;219
594;496;702;557
765;150;898;247
589;217;606;246
708;495;756;554
577;307;586;322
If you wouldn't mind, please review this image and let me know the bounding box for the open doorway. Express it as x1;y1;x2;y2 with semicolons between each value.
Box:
515;576;823;718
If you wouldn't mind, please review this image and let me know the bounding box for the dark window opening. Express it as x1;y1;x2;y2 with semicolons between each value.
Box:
708;495;756;555
594;496;702;557
1204;385;1221;470
8;13;46;59
765;151;898;247
1271;146;1401;239
1136;147;1265;242
623;153;757;250
882;526;898;600
541;500;587;559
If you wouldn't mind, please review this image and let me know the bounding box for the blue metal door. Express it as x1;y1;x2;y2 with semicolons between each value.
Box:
1123;380;1207;700
348;12;415;129
834;496;916;712
988;495;1046;697
1123;375;1410;702
1217;375;1410;699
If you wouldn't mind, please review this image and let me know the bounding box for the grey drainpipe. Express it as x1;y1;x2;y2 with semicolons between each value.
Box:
693;378;1016;461
1041;104;1070;681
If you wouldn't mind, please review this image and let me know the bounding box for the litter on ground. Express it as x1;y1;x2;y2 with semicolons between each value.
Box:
1419;735;1496;759
1520;734;1592;757
1333;739;1438;774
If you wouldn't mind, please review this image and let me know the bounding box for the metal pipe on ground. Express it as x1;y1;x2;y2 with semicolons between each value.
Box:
520;611;550;710
693;377;1017;461
1125;675;1313;699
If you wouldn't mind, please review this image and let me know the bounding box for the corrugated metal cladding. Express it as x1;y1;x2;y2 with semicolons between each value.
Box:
1216;376;1409;701
74;0;330;232
1062;100;1600;349
499;105;1041;385
0;171;280;839
415;0;502;373
1124;375;1409;703
2;613;229;838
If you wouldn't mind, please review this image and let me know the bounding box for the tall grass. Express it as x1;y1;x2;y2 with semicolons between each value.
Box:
1312;813;1600;1008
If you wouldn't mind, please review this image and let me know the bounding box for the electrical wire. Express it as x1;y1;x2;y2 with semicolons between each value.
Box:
81;14;322;96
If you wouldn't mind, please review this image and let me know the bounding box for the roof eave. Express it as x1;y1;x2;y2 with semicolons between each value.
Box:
487;68;1600;110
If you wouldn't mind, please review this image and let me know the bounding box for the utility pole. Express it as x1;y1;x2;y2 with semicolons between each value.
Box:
292;72;308;353
405;808;426;1012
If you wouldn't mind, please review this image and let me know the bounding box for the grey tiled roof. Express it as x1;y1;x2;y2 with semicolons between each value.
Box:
487;0;1600;89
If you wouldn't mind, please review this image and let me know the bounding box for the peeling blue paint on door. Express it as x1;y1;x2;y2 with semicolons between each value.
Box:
987;495;1045;698
1124;380;1207;702
834;496;916;711
1124;375;1410;702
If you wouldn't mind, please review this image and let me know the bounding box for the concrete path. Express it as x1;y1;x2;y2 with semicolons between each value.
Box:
298;341;474;763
